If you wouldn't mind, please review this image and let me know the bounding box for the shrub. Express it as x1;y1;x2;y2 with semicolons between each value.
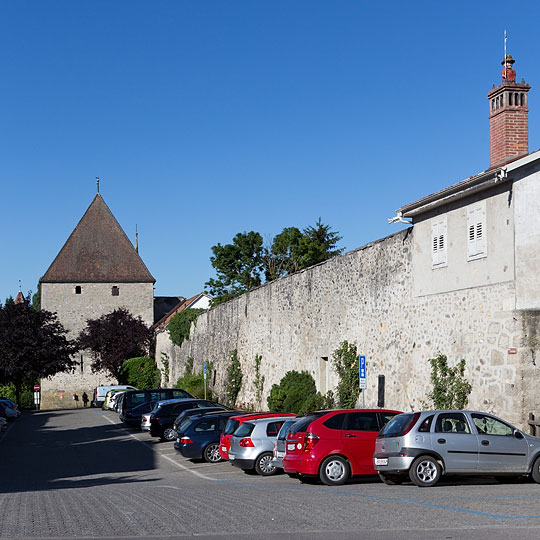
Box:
225;350;243;407
176;357;216;400
267;370;325;414
333;341;360;408
0;382;36;409
168;308;205;346
253;353;265;408
118;357;161;389
427;354;472;410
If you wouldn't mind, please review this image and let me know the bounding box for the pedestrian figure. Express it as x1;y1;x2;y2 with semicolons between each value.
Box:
82;392;89;408
73;393;79;407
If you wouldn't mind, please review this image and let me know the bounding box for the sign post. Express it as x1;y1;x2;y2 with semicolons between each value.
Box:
359;355;366;408
203;361;207;400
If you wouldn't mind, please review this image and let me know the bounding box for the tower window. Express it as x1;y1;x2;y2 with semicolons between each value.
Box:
431;217;448;269
75;286;82;294
112;286;120;296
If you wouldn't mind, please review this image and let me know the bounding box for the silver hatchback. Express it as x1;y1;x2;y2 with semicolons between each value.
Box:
374;410;540;487
229;416;292;476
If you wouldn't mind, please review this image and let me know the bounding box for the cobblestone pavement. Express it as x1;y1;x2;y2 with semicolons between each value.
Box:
2;409;540;540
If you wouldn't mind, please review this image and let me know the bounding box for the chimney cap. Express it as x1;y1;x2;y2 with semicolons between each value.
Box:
502;54;515;65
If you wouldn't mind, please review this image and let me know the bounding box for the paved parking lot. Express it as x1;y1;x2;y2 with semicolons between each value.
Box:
2;409;540;539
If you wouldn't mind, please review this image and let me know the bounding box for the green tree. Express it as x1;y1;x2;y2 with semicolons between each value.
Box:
77;308;153;380
168;308;205;346
175;357;216;400
427;354;472;410
301;217;344;267
264;227;305;281
0;297;77;406
32;281;41;311
206;231;265;306
118;356;161;389
267;370;324;414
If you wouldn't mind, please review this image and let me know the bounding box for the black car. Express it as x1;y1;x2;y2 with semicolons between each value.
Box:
122;400;158;428
119;388;193;423
146;399;225;441
174;411;240;462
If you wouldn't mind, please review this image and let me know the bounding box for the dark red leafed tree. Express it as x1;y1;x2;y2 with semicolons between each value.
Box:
77;308;152;380
0;297;78;406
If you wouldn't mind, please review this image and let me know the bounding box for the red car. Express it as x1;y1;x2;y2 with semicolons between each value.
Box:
282;409;401;485
219;412;297;460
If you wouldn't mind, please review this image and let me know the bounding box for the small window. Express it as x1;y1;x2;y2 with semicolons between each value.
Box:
266;421;284;437
112;286;120;296
75;286;82;294
431;217;448;268
467;202;487;261
418;414;435;433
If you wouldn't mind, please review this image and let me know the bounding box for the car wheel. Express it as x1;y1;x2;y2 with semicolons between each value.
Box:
161;427;177;442
255;452;277;476
409;455;442;487
378;472;406;485
320;456;350;486
203;443;222;463
531;456;540;484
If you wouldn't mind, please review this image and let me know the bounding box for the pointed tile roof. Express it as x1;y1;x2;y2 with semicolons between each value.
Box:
41;194;155;283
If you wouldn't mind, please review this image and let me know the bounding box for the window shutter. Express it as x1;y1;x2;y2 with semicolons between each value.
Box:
467;203;487;260
431;218;447;268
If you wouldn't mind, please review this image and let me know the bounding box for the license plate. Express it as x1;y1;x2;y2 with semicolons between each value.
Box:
229;454;235;460
276;451;285;458
221;446;227;452
287;443;296;451
375;458;388;466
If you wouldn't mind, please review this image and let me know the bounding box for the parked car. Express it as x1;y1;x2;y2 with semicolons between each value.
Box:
173;406;232;435
229;416;295;476
283;409;400;485
110;391;126;412
122;400;158;428
103;389;123;410
92;385;137;408
0;416;7;431
219;412;298;460
374;409;540;487
0;399;21;419
175;411;241;462
119;388;193;423
272;417;302;470
142;399;225;441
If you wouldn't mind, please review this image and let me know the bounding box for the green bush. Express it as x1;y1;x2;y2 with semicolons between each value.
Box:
0;382;36;409
333;341;360;408
225;350;243;407
267;370;325;414
168;308;205;346
118;356;161;389
176;358;216;400
427;354;472;409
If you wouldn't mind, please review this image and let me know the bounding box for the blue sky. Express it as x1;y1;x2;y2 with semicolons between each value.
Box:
1;1;539;303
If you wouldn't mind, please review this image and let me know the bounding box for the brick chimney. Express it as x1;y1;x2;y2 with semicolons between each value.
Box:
488;54;531;167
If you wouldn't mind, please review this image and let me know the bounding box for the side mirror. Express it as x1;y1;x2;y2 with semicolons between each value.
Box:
514;430;524;439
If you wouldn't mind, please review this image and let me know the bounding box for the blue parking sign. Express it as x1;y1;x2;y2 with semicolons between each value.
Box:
359;355;366;389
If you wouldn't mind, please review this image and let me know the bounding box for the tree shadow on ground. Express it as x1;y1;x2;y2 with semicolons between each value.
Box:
0;409;157;494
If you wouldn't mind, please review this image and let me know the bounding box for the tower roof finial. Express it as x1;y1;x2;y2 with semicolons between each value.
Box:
96;177;100;194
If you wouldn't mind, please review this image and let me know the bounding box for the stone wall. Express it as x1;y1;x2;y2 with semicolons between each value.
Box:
157;228;532;429
41;282;154;409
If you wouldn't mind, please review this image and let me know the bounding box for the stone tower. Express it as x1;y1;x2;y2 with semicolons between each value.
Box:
488;53;531;167
40;191;155;409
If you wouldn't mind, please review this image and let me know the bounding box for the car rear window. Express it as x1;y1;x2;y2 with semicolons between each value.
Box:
224;419;240;435
277;419;298;440
178;419;193;434
235;422;255;438
378;412;420;438
290;415;318;434
323;413;346;430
